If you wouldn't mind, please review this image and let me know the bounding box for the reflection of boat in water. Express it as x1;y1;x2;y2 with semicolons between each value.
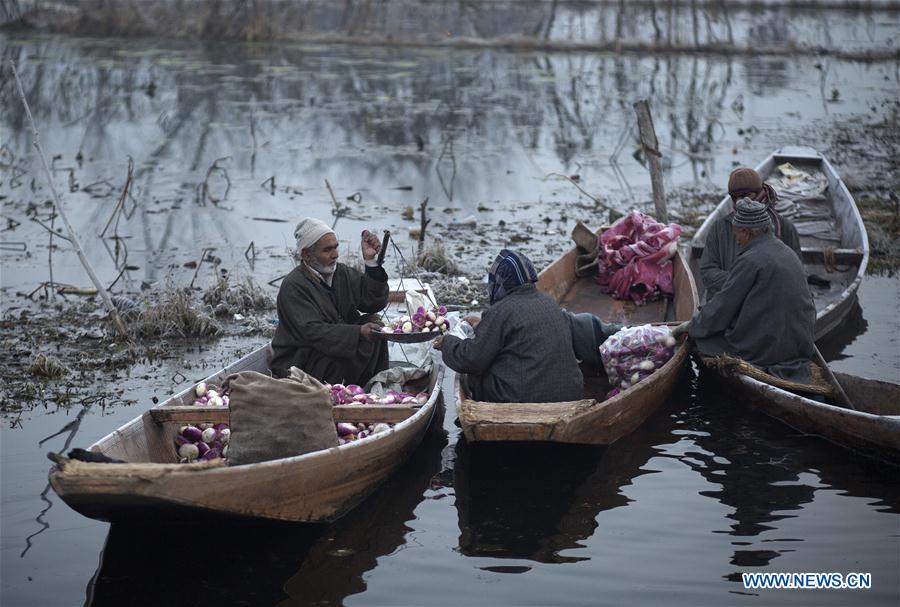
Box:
49;346;443;524
86;416;449;607
707;367;900;465
276;420;448;606
678;371;900;574
676;372;819;572
814;297;867;362
455;441;608;564
86;521;322;607
690;146;869;342
453;382;686;564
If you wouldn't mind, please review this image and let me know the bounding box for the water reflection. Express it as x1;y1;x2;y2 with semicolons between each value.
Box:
454;441;607;564
452;393;680;564
0;33;786;191
679;369;900;581
816;298;868;363
4;2;893;52
86;417;448;607
86;521;323;607
2;33;891;294
277;420;448;606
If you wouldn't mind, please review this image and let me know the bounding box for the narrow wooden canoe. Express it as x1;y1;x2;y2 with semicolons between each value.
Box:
703;367;900;465
457;234;698;445
48;346;443;523
690;146;869;341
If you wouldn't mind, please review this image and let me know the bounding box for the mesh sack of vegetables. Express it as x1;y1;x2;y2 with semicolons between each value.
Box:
224;367;338;466
599;324;677;399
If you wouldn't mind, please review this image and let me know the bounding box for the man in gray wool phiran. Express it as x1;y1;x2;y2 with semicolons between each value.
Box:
269;218;389;385
699;167;803;302
674;199;816;383
434;249;583;403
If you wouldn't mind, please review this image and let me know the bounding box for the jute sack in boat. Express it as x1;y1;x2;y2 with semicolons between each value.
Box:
225;367;338;466
703;355;834;397
571;220;600;277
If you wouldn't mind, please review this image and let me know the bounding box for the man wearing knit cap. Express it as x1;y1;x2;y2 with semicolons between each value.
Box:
270;218;390;384
674;199;816;383
699;167;802;301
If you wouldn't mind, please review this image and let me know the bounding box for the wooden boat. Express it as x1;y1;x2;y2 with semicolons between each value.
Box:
456;232;698;445
690;146;869;341
48;346;443;523
702;365;900;465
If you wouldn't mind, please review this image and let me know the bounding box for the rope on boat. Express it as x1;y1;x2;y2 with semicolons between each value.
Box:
822;246;851;274
380;233;437;367
48;452;227;476
702;355;834;396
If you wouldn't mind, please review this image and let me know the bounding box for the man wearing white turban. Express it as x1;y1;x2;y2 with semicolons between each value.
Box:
270;218;390;384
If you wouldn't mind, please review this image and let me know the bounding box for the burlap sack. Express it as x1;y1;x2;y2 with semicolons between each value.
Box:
571;221;600;277
225;367;338;466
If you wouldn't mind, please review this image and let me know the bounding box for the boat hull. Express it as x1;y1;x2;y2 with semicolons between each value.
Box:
705;370;900;465
457;238;698;445
457;344;687;445
49;349;444;523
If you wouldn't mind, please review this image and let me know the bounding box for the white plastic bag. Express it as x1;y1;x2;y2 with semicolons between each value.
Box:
431;311;471;366
405;289;437;318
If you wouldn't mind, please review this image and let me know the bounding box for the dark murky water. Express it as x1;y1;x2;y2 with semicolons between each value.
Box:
1;31;898;607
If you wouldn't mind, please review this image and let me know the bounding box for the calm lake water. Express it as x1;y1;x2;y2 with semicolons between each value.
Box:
1;30;898;607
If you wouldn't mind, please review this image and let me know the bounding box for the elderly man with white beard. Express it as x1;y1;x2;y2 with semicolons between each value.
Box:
269;218;389;385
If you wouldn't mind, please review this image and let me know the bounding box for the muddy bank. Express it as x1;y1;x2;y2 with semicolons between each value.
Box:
4;0;900;59
797;100;900;274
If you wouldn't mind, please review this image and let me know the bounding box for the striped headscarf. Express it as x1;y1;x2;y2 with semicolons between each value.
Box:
727;167;782;237
488;249;538;305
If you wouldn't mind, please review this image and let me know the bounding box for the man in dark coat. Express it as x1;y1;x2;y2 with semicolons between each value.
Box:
270;218;389;385
700;167;803;301
434;249;583;403
675;199;816;383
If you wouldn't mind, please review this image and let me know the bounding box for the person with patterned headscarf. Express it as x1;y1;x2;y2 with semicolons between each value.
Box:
674;200;815;383
699;167;802;301
434;249;583;403
269;218;389;384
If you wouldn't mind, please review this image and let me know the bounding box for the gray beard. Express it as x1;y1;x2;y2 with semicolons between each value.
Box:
306;259;337;286
309;260;337;275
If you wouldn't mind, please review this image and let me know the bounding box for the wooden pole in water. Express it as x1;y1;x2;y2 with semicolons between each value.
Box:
633;99;668;223
10;61;130;339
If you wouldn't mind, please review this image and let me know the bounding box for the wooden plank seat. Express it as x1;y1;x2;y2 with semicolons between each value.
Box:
691;245;864;265
149;404;420;425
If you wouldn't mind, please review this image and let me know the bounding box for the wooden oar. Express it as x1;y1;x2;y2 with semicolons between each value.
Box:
813;345;856;410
